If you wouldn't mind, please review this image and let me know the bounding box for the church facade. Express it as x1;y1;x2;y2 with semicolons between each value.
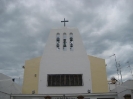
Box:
22;27;108;94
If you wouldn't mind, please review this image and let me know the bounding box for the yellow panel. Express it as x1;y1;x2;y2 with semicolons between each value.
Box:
22;56;41;94
88;55;108;93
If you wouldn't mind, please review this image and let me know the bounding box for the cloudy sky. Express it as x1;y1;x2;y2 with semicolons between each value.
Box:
0;0;133;85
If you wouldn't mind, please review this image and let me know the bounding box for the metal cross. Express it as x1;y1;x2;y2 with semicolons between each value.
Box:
61;18;69;27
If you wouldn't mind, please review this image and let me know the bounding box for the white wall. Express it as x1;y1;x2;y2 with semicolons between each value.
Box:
0;73;22;94
111;80;133;99
0;73;22;99
108;83;117;91
117;90;132;99
38;27;92;94
10;93;118;99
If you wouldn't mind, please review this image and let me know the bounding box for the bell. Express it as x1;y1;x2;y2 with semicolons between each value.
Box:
56;37;60;41
70;43;73;47
70;37;73;41
63;39;66;43
56;43;59;47
63;44;66;47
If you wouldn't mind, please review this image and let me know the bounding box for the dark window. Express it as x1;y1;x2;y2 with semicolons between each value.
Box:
47;74;83;86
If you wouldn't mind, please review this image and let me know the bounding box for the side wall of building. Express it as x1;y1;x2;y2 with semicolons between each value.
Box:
88;55;109;93
22;57;41;94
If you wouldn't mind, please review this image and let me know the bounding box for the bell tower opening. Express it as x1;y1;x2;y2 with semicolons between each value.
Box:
56;33;60;50
63;33;67;51
70;33;73;51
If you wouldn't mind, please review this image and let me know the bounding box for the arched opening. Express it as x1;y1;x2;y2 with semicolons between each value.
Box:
70;33;73;51
63;33;67;51
56;33;60;50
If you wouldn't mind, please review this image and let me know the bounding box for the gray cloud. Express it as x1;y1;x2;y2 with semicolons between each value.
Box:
0;0;133;84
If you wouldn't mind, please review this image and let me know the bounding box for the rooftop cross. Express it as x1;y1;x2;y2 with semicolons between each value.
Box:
61;18;69;27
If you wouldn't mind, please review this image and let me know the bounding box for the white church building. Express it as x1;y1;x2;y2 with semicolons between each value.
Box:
13;19;121;99
38;27;92;94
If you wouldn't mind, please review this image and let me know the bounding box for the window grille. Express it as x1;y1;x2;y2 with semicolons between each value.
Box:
47;74;83;86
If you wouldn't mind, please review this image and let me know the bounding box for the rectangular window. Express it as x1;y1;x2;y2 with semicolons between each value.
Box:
47;74;83;86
